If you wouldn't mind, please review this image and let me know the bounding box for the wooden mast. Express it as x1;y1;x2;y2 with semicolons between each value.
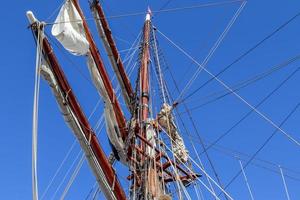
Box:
90;0;134;113
27;12;126;200
138;10;163;199
71;0;128;140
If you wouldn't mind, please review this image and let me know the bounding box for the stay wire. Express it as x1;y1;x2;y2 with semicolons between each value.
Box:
220;101;300;194
180;10;300;103
199;64;300;155
183;54;300;113
45;0;243;25
156;28;300;148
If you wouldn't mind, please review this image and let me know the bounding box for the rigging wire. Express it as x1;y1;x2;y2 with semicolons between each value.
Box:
156;28;300;148
181;54;300;113
180;9;300;103
188;135;300;179
279;165;292;200
238;158;255;200
175;0;247;101
220;101;300;194
32;24;44;200
44;0;244;25
151;30;222;198
198;64;300;155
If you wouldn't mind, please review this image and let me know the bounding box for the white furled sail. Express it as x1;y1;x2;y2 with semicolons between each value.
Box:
40;64;118;200
51;0;89;56
87;54;127;164
158;103;189;163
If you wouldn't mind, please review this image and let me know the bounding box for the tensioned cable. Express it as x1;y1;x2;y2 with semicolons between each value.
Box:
182;54;300;113
156;28;300;147
180;9;300;103
189;135;300;178
279;165;292;200
191;136;300;182
32;25;43;200
198;64;300;155
175;0;247;101
220;101;300;194
45;0;244;25
238;158;255;200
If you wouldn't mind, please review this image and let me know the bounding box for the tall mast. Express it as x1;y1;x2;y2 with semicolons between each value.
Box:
26;12;126;200
90;0;134;113
137;10;163;199
71;0;128;139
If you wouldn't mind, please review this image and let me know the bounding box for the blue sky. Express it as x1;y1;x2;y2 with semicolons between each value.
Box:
1;0;300;199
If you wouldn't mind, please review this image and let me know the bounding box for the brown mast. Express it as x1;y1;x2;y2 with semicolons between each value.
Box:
72;0;128;140
27;13;126;200
138;10;163;199
90;0;134;113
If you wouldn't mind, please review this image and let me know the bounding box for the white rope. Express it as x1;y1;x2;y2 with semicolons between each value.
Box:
50;150;83;200
159;125;233;200
32;25;44;200
41;100;101;200
160;139;222;200
156;28;300;148
279;165;291;200
238;158;255;200
176;0;247;101
60;154;85;200
45;0;244;25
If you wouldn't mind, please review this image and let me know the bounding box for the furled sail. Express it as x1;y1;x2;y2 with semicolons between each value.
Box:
40;64;120;200
158;103;189;163
87;54;127;164
51;0;89;56
51;1;127;165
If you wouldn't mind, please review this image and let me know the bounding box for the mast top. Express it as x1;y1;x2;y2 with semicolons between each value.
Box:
26;11;37;24
145;7;152;21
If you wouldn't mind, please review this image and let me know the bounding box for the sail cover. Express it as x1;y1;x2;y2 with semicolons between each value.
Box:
51;0;89;56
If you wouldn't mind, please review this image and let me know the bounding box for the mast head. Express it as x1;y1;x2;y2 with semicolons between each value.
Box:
26;11;37;24
145;6;152;21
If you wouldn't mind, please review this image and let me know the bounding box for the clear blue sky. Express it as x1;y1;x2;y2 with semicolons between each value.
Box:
1;0;300;199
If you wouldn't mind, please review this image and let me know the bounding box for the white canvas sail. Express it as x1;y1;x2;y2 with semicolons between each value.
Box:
51;0;89;56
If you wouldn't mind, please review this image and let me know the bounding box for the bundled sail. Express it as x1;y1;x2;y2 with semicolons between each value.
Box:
51;0;89;56
51;0;128;165
158;103;189;163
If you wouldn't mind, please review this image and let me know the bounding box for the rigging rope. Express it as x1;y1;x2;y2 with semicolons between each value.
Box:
199;64;300;155
220;101;300;194
32;24;44;200
156;28;300;148
279;165;291;200
45;0;243;25
180;9;300;103
176;0;247;101
238;158;255;200
182;54;300;112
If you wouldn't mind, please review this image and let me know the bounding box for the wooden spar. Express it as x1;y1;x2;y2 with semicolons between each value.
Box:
90;0;134;113
71;0;128;140
140;13;151;124
27;13;126;200
138;11;163;198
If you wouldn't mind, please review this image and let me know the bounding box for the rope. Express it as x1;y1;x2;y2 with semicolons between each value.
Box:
195;64;300;155
238;158;255;200
181;54;300;112
220;101;300;194
181;9;300;103
60;154;86;200
279;165;291;200
45;0;243;25
176;0;247;101
32;24;44;200
156;28;300;148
